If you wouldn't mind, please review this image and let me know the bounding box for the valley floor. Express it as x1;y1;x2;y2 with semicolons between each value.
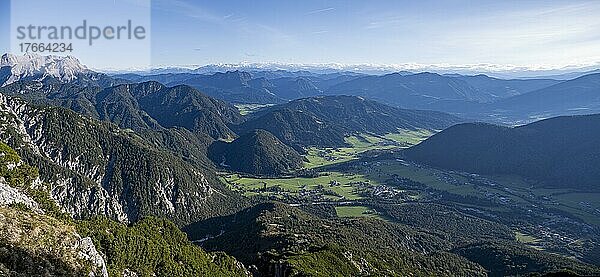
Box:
220;130;600;267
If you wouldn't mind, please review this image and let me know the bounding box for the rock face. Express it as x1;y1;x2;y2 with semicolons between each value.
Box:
76;237;109;277
0;93;244;225
0;207;108;277
0;141;250;277
0;180;40;212
1;53;89;86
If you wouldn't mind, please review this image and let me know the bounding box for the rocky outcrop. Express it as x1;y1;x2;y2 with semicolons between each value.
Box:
1;53;89;86
0;180;40;212
0;207;108;277
76;237;108;277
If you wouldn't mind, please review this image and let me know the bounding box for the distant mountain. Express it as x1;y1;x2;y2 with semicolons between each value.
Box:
326;72;564;110
306;73;366;90
324;71;590;122
489;73;600;121
326;72;494;109
449;74;560;99
269;77;323;99
111;72;199;84
0;53;120;88
235;95;464;148
404;114;600;190
192;63;405;75
1;53;89;86
231;69;321;79
115;71;283;103
241;69;366;81
170;71;285;104
116;70;365;103
208;129;305;175
523;69;600;81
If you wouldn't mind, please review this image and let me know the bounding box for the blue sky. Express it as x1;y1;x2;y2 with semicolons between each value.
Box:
149;0;600;69
2;0;600;70
0;0;8;53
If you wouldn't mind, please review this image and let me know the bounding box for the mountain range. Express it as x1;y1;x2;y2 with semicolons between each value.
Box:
1;54;464;174
113;65;600;125
2;53;600;276
114;61;600;80
485;73;600;122
236;95;463;149
115;70;354;104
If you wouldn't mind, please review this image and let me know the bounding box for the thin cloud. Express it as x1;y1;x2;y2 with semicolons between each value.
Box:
306;7;335;15
364;18;404;30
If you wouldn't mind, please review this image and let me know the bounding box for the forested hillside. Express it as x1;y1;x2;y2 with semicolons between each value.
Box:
0;93;247;225
208;129;305;175
236;95;463;148
404;114;600;190
0;142;250;276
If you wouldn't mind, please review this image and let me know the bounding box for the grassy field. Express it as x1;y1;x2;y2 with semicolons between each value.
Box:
304;129;432;169
550;193;600;226
359;160;600;226
222;130;432;201
221;126;600;228
383;129;432;146
234;103;274;115
361;161;480;197
515;231;541;243
223;172;376;200
335;206;386;220
515;231;544;250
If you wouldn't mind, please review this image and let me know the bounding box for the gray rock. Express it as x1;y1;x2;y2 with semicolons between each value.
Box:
76;237;109;277
0;179;41;212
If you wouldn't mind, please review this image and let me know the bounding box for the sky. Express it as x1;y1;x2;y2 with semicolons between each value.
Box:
2;0;600;71
0;0;8;53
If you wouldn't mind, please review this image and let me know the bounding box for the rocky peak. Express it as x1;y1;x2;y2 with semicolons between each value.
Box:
1;53;89;86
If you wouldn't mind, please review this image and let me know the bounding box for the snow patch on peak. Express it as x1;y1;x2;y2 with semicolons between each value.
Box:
1;53;89;86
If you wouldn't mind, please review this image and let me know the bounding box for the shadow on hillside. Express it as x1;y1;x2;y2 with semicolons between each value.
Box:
0;242;84;277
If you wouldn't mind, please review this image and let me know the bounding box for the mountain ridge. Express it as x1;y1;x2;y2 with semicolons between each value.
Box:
404;113;600;190
236;95;465;148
